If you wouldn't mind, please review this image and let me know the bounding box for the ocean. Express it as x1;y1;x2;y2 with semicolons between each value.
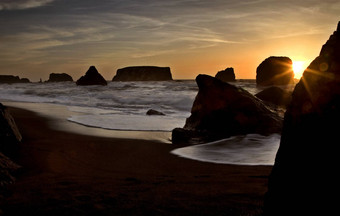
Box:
0;80;291;165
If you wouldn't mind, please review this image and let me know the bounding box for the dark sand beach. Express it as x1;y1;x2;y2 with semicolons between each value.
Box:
1;106;272;215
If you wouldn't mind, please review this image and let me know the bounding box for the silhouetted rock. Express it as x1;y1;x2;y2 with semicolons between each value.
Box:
47;73;73;82
19;78;30;83
256;56;294;86
265;21;340;216
146;109;165;116
215;67;236;82
0;152;21;190
0;103;21;191
0;103;22;154
76;66;107;86
255;86;292;107
112;66;173;81
0;75;30;84
172;74;282;144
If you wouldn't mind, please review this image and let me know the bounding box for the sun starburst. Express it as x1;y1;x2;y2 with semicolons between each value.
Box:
293;61;306;79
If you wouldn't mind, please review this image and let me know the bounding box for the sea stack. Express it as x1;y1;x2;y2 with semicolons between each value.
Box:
76;66;107;86
265;21;340;215
256;56;294;86
112;66;173;81
172;74;282;144
0;75;30;84
47;73;73;82
215;67;236;82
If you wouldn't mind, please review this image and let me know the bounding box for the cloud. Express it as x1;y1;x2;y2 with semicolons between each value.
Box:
1;0;340;80
0;0;54;10
0;0;333;65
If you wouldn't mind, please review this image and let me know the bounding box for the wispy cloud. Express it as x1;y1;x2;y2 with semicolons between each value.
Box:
0;0;54;10
1;0;340;80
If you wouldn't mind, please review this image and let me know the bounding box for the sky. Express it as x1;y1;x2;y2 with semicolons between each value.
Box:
0;0;339;81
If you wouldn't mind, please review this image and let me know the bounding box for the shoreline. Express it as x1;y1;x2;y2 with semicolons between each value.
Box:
4;101;279;166
2;101;172;143
0;105;272;215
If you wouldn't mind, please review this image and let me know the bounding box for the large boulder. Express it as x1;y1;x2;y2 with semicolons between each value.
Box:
215;67;236;82
76;66;107;86
112;66;173;81
0;103;21;191
0;75;30;84
47;73;73;82
264;21;340;215
0;152;21;190
256;56;294;86
255;86;292;107
0;103;22;154
172;74;282;144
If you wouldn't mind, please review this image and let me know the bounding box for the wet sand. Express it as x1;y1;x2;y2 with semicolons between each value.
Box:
1;106;272;215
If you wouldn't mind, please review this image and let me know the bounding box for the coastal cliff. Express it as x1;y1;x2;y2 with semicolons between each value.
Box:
265;21;340;215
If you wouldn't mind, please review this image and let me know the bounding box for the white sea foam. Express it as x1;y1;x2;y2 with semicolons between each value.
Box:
171;134;280;165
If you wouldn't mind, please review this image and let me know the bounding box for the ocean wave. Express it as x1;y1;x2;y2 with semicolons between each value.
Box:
0;81;197;114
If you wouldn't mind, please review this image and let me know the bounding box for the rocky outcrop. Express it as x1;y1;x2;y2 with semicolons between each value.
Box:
146;109;165;116
0;103;21;190
20;78;30;83
0;75;30;84
76;66;107;86
255;86;292;107
0;103;22;154
0;152;21;190
264;21;340;216
47;73;73;82
215;67;236;82
256;57;294;86
112;66;173;81
172;74;282;144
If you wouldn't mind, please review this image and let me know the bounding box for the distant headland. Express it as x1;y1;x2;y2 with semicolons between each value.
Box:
0;75;30;84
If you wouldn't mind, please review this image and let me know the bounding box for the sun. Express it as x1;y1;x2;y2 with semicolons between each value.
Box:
292;61;306;79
